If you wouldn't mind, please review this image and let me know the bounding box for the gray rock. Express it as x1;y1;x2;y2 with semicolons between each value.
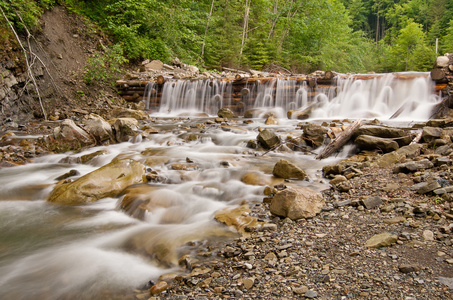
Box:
422;127;443;143
304;290;318;298
355;135;399;152
416;181;441;194
83;114;115;144
438;277;453;289
435;144;453;156
362;196;383;209
257;129;280;149
54;119;94;145
272;159;307;180
393;159;434;173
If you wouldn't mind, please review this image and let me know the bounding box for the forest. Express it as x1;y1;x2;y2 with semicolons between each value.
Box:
1;0;453;74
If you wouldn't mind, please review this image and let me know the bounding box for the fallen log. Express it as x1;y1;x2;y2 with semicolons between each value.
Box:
315;119;362;160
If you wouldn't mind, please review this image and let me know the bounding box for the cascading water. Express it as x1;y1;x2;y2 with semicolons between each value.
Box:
0;71;444;299
149;72;441;121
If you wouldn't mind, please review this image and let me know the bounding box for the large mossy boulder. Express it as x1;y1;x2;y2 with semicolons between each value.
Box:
47;159;146;205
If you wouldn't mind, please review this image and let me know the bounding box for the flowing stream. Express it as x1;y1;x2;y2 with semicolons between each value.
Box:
0;73;443;299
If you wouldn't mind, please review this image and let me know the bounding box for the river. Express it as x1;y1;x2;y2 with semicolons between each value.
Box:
0;73;442;299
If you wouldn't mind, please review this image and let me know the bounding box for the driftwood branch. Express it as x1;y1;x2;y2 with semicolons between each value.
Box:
0;8;47;120
315;119;362;159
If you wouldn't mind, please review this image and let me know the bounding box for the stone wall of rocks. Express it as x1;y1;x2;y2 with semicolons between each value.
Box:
0;58;47;128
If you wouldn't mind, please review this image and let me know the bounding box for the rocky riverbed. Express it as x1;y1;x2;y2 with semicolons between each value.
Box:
1;109;453;299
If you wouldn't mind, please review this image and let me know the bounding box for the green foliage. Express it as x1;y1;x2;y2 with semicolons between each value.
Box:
83;44;128;85
0;0;57;31
2;0;450;73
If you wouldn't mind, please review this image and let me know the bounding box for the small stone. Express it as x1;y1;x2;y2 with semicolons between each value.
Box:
293;286;309;294
399;264;420;273
383;216;406;224
423;230;434;241
304;290;318;298
242;277;255;289
446;259;453;264
362;196;383;209
365;232;398;248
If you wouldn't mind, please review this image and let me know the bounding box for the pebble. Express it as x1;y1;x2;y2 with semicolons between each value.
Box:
304;290;318;298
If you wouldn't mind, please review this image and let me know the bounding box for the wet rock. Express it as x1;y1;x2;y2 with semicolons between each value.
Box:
270;186;325;220
422;127;443;143
217;108;235;119
241;172;273;186
150;281;168;295
54;119;94;145
302;123;328;148
265;115;278;125
393;159;434;173
82;114;115;144
55;169;80;181
257;129;280;149
272;159;307;180
355;135;399;152
365;232;398;248
111;117;139;142
215;204;263;234
47;159;146;205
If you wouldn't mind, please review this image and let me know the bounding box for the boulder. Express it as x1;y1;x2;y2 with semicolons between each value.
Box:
111;118;139;142
270;186;325;220
82;114;115;144
355;135;399;153
257;129;280;149
47;159;146;205
303;123;328;148
54;119;94;145
272;159;307;180
217;108;236;119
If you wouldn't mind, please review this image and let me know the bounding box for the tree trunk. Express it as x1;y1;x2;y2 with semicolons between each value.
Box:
239;0;251;59
201;0;215;58
315;120;362;160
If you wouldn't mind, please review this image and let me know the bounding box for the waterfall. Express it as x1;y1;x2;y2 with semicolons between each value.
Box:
150;72;441;120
